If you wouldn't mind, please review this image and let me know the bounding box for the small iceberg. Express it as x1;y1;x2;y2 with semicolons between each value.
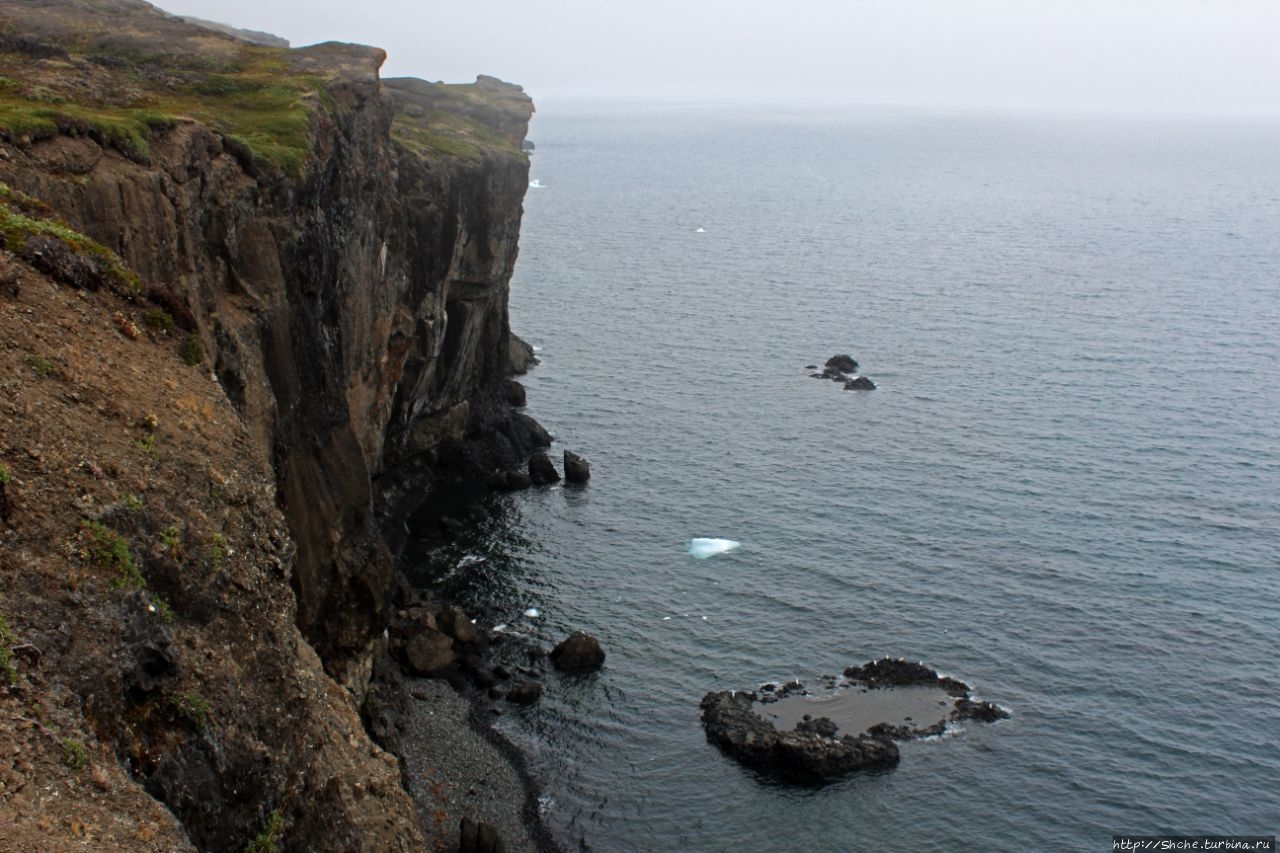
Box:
695;227;706;233
524;607;541;618
688;538;740;559
529;179;544;188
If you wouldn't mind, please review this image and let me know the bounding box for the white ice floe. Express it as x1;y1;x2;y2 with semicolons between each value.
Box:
688;538;740;558
529;179;544;188
524;607;540;618
695;227;706;233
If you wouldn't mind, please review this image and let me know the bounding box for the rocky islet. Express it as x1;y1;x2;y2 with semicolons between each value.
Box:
701;658;1009;781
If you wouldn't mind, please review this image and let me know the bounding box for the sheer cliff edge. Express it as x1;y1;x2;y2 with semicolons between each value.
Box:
0;1;545;849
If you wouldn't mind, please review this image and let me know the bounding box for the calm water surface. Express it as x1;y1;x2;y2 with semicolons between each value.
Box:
415;103;1280;852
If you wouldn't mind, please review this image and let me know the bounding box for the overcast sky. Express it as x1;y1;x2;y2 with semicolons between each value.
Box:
152;0;1278;115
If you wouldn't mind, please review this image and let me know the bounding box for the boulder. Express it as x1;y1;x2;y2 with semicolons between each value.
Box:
843;376;876;391
506;681;542;705
825;354;859;373
527;452;560;485
550;631;605;673
403;628;454;676
437;606;481;646
563;450;590;484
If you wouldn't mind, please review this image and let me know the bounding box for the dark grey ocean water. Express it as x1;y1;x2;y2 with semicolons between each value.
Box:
420;104;1280;852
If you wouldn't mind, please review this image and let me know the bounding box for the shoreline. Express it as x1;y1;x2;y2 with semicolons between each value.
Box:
396;676;563;853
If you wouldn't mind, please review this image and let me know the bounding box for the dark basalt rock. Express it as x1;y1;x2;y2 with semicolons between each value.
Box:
699;691;899;781
488;469;533;491
843;376;876;390
954;697;1011;722
825;354;859;373
563;449;590;484
703;658;1008;782
844;658;951;689
550;631;605;673
504;379;526;408
527;452;560;485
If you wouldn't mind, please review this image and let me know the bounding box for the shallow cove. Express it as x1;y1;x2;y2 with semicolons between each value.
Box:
755;686;957;736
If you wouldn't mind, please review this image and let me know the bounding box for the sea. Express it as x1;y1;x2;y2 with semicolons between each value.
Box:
413;102;1280;852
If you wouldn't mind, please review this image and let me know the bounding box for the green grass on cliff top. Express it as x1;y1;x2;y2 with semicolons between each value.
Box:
390;83;525;162
0;46;324;174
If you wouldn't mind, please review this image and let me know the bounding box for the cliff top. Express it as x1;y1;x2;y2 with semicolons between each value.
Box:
0;0;532;173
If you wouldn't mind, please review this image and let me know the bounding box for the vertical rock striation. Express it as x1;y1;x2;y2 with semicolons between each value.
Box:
0;1;548;848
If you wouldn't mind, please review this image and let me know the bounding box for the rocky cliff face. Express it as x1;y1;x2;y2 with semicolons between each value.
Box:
0;1;543;849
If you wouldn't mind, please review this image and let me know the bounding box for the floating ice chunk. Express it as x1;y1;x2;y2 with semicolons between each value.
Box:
695;227;706;233
688;538;740;558
493;623;508;633
524;607;540;618
662;616;671;621
529;179;544;188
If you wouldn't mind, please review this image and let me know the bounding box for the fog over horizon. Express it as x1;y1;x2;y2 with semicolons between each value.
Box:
153;0;1279;116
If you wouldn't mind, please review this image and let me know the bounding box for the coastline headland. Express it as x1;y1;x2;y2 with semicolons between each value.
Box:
0;1;554;849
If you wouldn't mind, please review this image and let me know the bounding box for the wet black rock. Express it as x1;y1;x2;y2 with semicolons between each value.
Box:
527;452;560;485
954;697;1011;722
699;691;899;781
550;631;606;673
843;376;877;390
563;450;590;484
844;658;951;688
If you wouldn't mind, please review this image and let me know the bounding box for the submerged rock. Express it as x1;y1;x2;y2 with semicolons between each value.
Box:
843;376;876;391
563;449;590;483
550;631;605;673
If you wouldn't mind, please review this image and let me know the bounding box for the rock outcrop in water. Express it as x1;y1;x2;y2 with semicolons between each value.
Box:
700;691;900;780
810;353;876;390
0;2;547;850
701;658;1009;781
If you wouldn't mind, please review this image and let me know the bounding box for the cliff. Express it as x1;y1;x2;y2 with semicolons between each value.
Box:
0;1;544;850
